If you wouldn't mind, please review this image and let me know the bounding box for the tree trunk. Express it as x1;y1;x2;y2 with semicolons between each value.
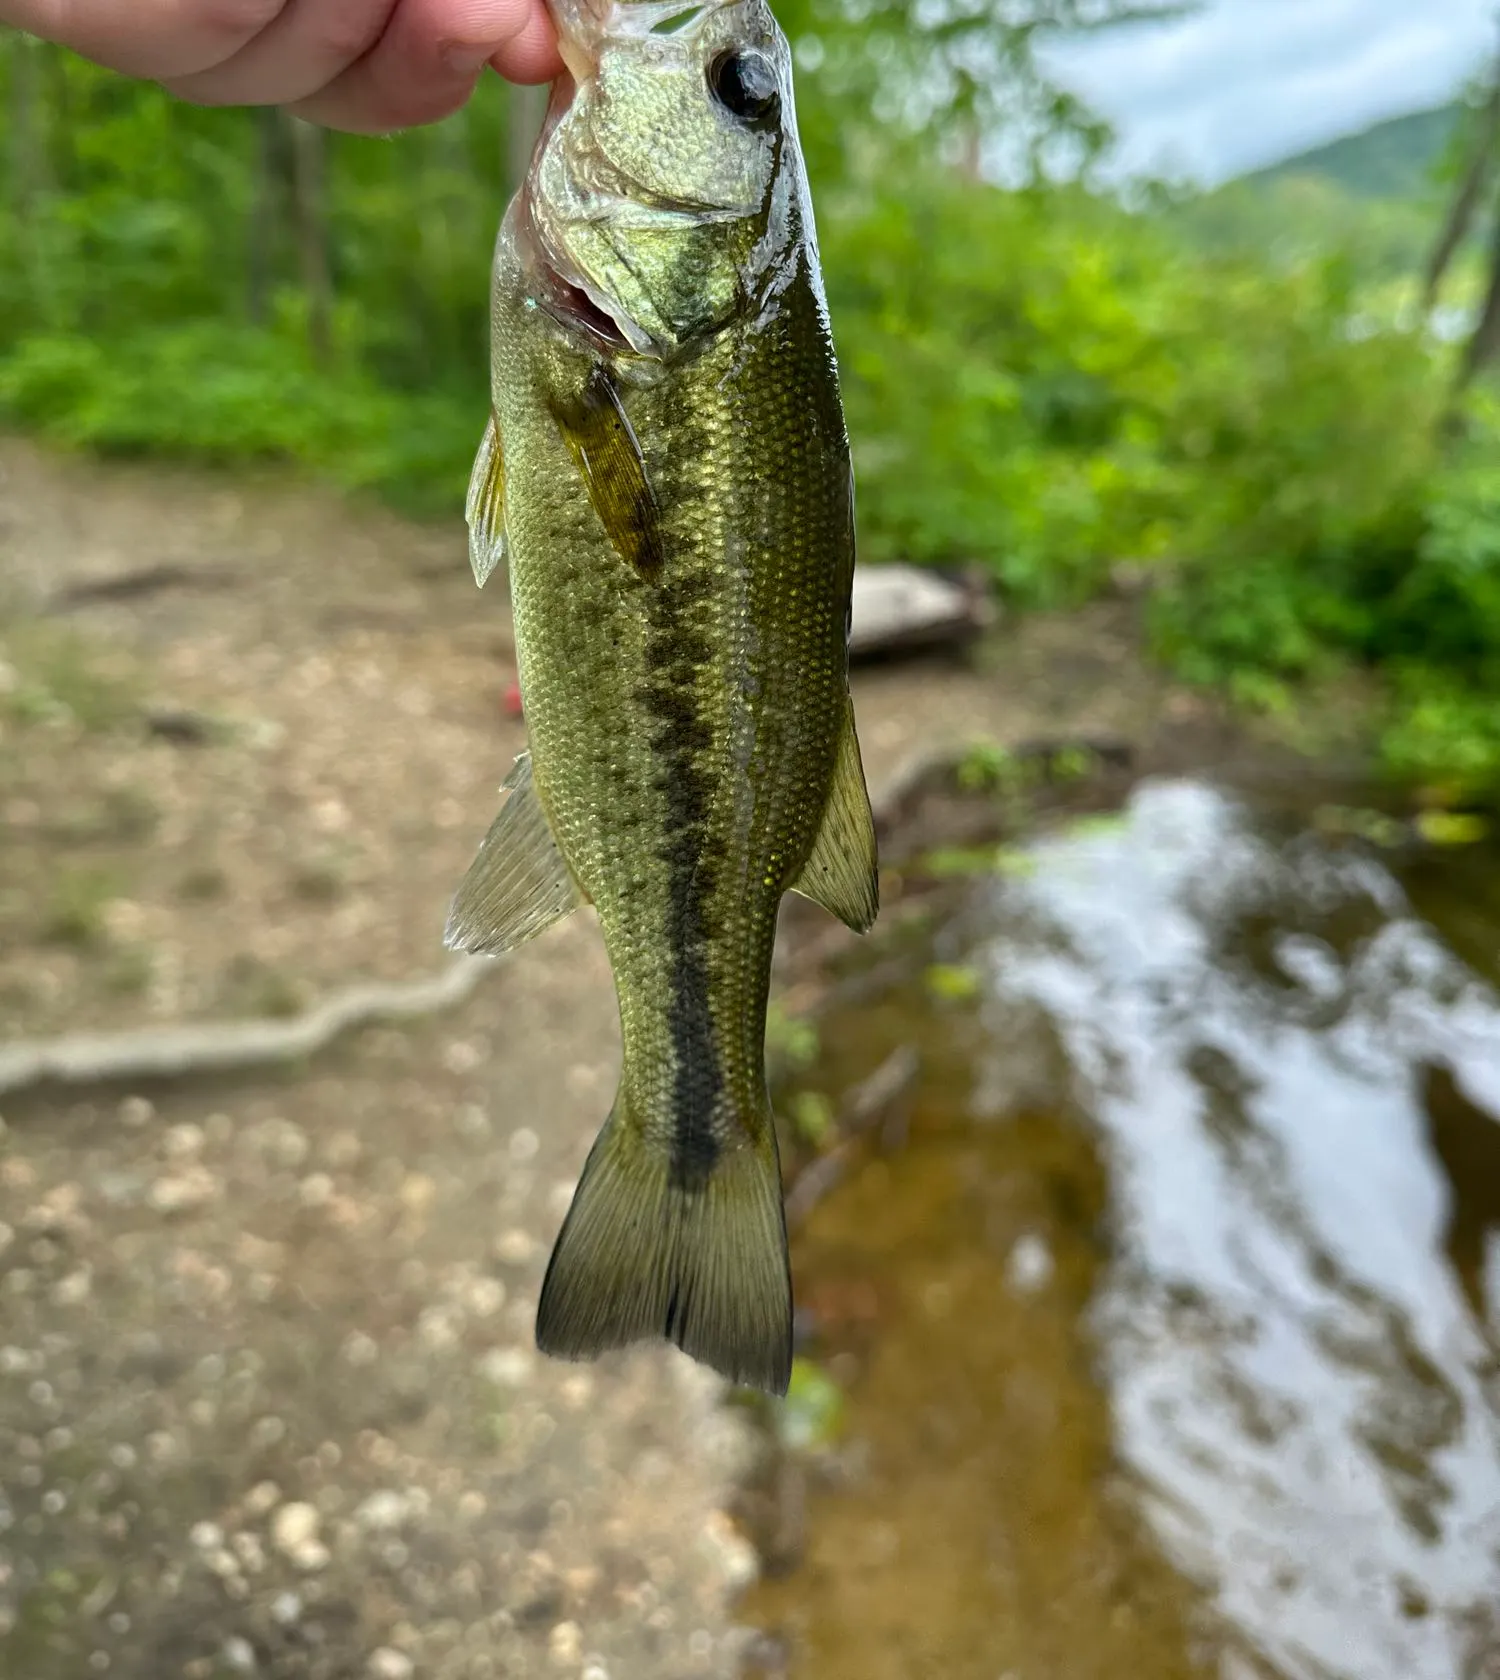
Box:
506;83;549;198
246;108;286;327
1425;67;1500;311
7;30;53;217
288;116;334;362
1451;175;1500;404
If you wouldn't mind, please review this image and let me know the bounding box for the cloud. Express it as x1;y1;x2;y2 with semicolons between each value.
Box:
1037;0;1499;184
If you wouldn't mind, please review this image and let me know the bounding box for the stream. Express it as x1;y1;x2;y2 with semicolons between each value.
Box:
747;777;1500;1680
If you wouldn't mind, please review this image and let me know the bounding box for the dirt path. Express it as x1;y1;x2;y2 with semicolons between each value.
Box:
0;436;1192;1680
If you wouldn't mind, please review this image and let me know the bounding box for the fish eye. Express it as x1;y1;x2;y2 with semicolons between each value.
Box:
708;49;780;127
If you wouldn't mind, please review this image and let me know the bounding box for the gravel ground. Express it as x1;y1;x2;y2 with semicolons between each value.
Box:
0;435;1190;1679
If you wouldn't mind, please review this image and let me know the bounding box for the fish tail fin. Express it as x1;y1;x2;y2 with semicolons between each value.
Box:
535;1094;792;1396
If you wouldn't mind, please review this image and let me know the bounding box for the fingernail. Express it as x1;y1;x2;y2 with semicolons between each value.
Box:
439;39;502;74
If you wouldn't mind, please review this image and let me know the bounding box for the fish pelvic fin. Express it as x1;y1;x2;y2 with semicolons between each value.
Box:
535;1092;792;1396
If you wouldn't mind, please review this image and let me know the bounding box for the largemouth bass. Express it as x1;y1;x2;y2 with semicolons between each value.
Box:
446;0;877;1396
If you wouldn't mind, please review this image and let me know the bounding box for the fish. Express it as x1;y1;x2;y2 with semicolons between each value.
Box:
445;0;878;1396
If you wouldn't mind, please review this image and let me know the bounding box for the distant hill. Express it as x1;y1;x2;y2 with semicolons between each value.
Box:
1244;103;1461;201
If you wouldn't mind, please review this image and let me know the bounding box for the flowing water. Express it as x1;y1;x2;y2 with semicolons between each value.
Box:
747;778;1500;1680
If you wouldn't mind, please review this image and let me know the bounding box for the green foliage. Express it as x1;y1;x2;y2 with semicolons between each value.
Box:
8;21;1500;796
823;165;1439;607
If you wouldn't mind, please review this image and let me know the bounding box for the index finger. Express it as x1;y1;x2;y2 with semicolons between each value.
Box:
2;0;288;77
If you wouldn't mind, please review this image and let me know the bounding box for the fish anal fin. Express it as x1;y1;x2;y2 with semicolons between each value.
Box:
444;752;582;955
466;411;507;588
790;700;879;934
549;366;663;580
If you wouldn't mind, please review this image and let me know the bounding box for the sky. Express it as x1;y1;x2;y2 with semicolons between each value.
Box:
1038;0;1500;186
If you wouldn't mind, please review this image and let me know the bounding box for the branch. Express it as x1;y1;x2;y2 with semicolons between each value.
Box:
1425;66;1500;312
0;957;495;1098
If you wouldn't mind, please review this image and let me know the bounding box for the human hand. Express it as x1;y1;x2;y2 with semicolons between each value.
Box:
0;0;563;132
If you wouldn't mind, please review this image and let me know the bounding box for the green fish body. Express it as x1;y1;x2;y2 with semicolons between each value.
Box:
448;0;877;1395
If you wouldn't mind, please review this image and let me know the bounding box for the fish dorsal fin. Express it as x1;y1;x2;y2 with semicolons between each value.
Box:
790;700;879;933
444;753;583;955
550;366;663;580
466;411;507;587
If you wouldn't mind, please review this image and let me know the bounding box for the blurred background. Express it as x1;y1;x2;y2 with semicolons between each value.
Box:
4;3;1500;1679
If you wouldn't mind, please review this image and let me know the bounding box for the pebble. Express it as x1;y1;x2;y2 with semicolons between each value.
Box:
190;1521;225;1552
476;1347;532;1388
269;1592;303;1626
548;1621;582;1666
117;1096;155;1129
492;1229;536;1266
464;1277;506;1318
698;1511;758;1593
243;1481;281;1518
0;1223;13;1256
271;1502;320;1555
366;1650;414;1680
147;1169;217;1214
51;1268;92;1306
342;1331;379;1367
291;1540;331;1572
222;1636;257;1674
354;1491;408;1534
162;1122;205;1160
507;1128;539;1164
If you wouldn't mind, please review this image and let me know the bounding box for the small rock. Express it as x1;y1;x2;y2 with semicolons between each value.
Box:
290;1540;330;1573
222;1635;257;1673
147;1169;217;1214
464;1277;505;1318
341;1332;379;1367
354;1491;408;1534
243;1481;281;1518
492;1229;536;1266
117;1096;155;1129
507;1128;539;1164
367;1651;414;1680
548;1621;583;1666
271;1502;320;1556
0;1223;13;1256
162;1123;205;1160
698;1511;758;1593
476;1347;532;1388
205;1548;241;1580
189;1521;225;1552
51;1268;91;1306
269;1592;302;1626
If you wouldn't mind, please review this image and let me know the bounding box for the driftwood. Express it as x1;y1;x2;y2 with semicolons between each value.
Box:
0;956;494;1099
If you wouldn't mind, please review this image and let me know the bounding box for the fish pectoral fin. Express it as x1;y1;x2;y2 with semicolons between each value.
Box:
465;411;508;588
443;752;583;955
549;365;663;580
790;700;880;934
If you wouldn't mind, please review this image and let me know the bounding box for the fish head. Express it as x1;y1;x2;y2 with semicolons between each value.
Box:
525;0;802;357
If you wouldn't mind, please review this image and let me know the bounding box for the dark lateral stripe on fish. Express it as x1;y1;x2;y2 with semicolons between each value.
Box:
550;365;665;580
638;568;727;1190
